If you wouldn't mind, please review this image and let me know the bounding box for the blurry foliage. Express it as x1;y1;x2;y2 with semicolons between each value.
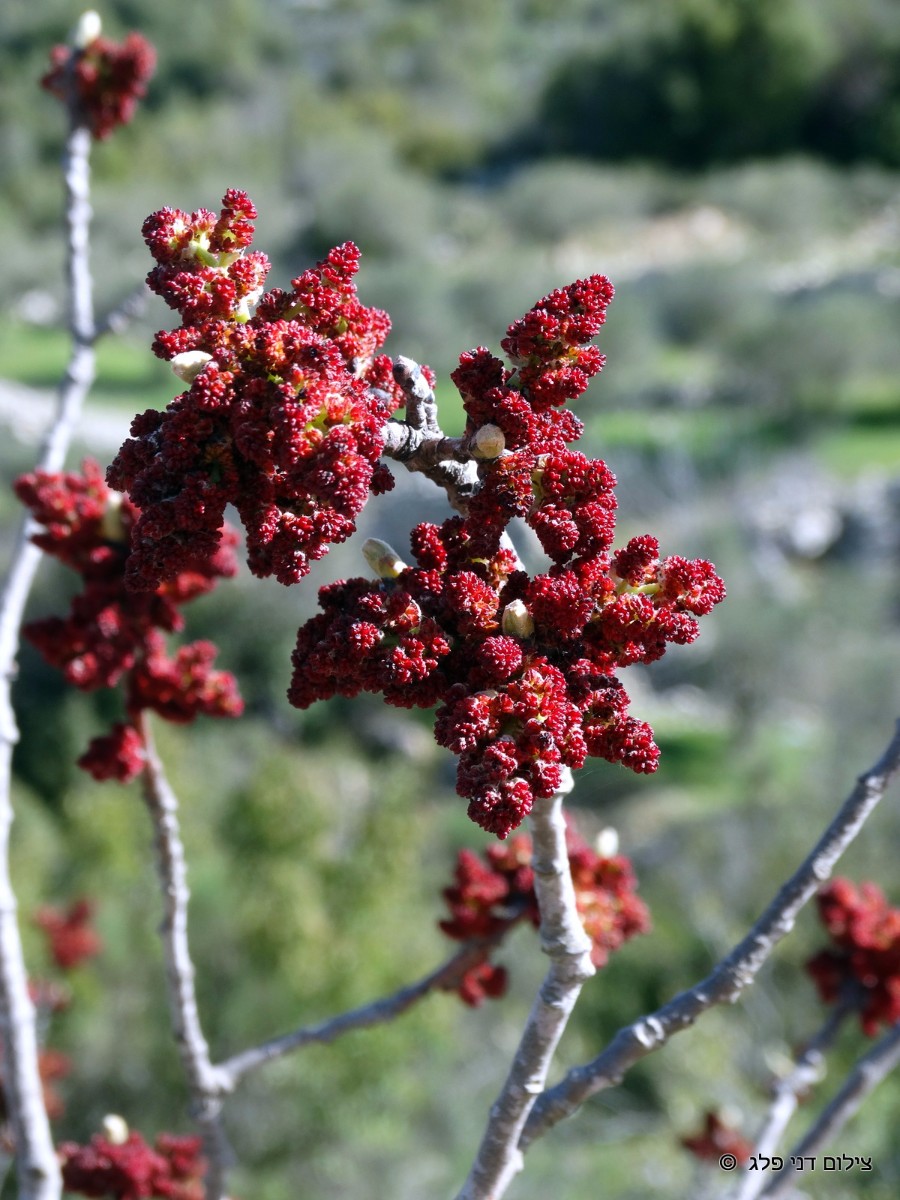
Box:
3;0;900;1197
533;0;900;169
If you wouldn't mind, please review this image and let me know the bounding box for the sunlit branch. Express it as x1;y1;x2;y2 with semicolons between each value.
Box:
730;1000;852;1200
456;774;596;1200
520;721;900;1150
0;102;100;1200
217;939;503;1085
760;1020;900;1200
136;715;233;1200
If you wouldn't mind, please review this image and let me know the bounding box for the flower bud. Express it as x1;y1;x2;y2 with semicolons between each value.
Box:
472;424;506;460
73;11;102;49
363;538;407;579
595;826;619;858
102;1114;129;1145
99;492;129;544
170;351;214;383
501;599;534;639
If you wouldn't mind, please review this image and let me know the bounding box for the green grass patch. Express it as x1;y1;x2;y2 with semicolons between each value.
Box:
814;424;900;477
0;322;173;411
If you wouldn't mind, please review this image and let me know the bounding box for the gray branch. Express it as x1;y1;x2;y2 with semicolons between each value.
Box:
216;939;502;1085
730;1002;851;1200
137;717;233;1200
456;774;596;1200
381;356;480;512
0;110;100;1200
520;720;900;1151
759;1020;900;1199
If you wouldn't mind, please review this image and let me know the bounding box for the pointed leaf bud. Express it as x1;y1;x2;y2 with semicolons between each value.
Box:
595;826;619;858
501;599;534;639
472;424;506;460
101;1114;129;1145
99;492;129;544
363;538;407;579
73;11;102;49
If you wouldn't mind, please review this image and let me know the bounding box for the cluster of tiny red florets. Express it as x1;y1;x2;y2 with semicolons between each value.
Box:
107;192;402;590
437;823;649;1004
60;1132;205;1200
806;878;900;1035
680;1111;752;1165
14;461;241;782
42;32;156;140
33;899;102;971
290;274;724;835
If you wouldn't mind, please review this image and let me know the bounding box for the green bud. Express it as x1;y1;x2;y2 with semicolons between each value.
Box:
363;538;407;579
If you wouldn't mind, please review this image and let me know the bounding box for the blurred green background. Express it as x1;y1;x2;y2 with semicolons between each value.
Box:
2;1;900;1197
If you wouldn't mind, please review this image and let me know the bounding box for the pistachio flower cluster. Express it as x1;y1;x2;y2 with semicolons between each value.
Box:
15;460;241;782
438;825;649;1005
290;270;725;836
806;878;900;1035
108;192;402;590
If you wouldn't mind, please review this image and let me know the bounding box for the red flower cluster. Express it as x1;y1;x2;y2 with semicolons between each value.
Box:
34;899;101;971
680;1111;752;1165
437;825;649;1004
806;878;900;1035
14;461;241;782
60;1132;205;1200
107;193;400;590
290;274;723;835
42;30;156;139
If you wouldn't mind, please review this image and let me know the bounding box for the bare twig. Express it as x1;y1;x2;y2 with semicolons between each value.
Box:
0;103;101;1200
759;1020;900;1199
520;720;900;1150
730;1001;852;1200
381;356;479;511
456;774;596;1200
136;716;232;1200
216;939;502;1086
94;280;151;341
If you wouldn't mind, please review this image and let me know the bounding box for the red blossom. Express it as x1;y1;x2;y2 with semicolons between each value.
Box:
42;32;156;140
681;1111;752;1165
34;899;101;971
806;878;900;1035
60;1132;205;1200
438;824;649;1003
109;197;405;590
15;462;241;782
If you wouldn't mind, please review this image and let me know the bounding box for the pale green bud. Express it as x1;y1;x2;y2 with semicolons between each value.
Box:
363;538;407;579
73;11;102;48
472;423;506;460
501;599;534;639
171;351;214;383
101;1114;129;1145
99;492;128;544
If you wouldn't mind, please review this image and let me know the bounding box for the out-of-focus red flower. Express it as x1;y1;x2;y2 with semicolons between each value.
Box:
806;878;900;1035
681;1110;752;1165
437;824;649;1004
42;29;156;140
34;899;101;971
60;1131;205;1200
15;461;242;781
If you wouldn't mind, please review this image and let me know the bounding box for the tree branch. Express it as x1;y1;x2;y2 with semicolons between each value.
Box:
136;716;233;1200
216;939;502;1086
0;106;101;1200
759;1020;900;1199
456;774;596;1200
730;1001;852;1200
380;357;480;512
520;720;900;1150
